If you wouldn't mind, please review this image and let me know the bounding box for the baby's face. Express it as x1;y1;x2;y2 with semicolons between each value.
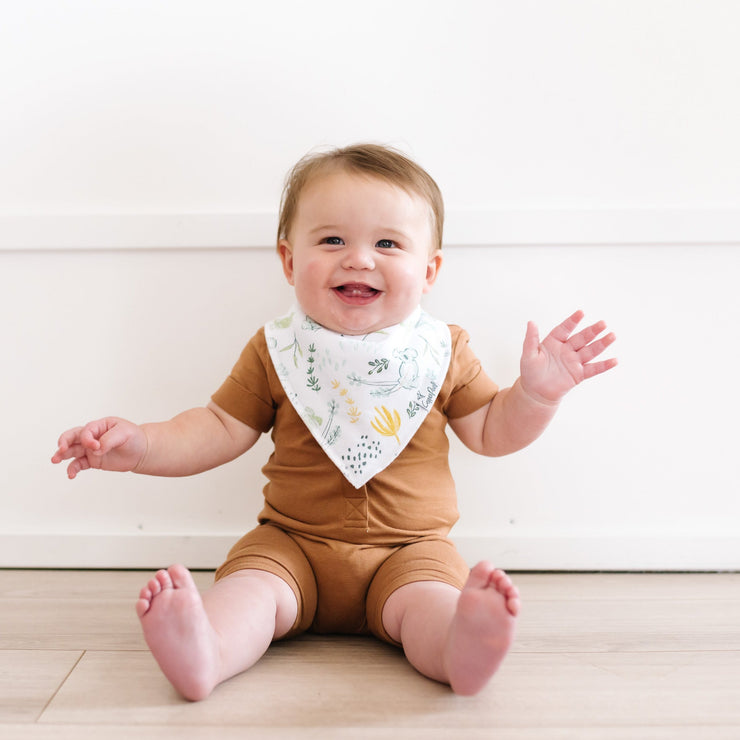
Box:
278;170;442;335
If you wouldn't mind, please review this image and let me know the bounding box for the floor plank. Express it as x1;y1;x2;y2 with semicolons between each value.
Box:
0;650;82;723
0;569;214;600
514;572;740;601
37;642;740;731
515;597;740;652
1;570;739;737
8;726;740;740
0;570;213;650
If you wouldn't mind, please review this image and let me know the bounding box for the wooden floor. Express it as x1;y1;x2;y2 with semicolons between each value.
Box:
1;570;739;739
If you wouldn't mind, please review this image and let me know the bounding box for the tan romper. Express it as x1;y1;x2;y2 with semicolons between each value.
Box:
211;324;498;645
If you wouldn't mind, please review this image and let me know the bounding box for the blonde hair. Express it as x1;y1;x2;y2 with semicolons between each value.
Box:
277;143;444;252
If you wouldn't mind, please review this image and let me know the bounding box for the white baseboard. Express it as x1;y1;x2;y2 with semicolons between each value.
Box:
1;533;737;571
455;535;740;572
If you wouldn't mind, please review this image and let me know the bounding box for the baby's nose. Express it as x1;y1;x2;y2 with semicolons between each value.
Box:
341;244;375;270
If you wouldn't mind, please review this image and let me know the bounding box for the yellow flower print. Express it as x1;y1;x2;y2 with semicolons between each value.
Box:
333;380;362;423
371;406;401;444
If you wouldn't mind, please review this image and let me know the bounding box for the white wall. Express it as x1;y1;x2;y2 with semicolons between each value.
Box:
2;1;739;570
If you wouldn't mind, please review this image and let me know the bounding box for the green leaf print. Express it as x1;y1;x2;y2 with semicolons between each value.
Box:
368;358;390;375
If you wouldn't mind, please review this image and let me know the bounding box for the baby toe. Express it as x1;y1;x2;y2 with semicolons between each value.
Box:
155;568;174;591
491;568;513;591
167;564;196;591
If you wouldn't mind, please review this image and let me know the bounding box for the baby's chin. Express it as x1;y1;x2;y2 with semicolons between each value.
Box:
296;293;419;336
328;310;418;337
316;309;389;336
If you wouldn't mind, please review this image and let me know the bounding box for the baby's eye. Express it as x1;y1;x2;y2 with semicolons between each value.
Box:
321;236;344;246
375;239;396;249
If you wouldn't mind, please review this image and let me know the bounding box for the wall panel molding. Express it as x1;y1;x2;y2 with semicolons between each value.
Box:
2;208;739;251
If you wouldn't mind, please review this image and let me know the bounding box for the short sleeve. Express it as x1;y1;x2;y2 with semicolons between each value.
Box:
211;329;276;433
443;325;499;419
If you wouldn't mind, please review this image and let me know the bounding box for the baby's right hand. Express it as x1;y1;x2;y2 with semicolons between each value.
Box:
51;417;148;479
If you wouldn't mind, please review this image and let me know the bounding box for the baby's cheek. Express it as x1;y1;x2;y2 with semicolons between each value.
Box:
294;261;327;297
291;260;329;309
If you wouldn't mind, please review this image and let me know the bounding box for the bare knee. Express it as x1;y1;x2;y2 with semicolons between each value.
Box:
381;581;460;645
210;569;299;639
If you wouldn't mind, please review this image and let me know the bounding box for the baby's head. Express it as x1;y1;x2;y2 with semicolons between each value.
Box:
276;144;445;335
277;143;444;253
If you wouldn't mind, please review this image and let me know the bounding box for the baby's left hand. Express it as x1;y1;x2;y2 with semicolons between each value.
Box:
519;310;617;405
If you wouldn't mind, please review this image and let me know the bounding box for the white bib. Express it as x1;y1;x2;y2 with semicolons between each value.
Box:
265;306;452;488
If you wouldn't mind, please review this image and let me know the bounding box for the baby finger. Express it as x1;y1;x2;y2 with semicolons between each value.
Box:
578;332;616;364
66;456;91;480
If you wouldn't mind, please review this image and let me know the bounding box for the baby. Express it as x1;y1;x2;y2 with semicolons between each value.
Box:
52;143;616;700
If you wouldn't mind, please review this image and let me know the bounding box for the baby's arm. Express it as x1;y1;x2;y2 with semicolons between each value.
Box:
450;311;616;457
52;402;260;479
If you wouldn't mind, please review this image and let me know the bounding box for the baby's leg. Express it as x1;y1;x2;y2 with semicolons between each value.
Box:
381;561;519;696
136;564;297;701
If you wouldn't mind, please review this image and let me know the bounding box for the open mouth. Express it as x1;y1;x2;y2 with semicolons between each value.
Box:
333;283;381;304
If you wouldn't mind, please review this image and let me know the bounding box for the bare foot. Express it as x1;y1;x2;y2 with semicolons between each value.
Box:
136;564;220;701
444;561;519;695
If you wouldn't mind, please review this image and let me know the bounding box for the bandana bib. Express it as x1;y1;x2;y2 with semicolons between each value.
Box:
265;306;451;488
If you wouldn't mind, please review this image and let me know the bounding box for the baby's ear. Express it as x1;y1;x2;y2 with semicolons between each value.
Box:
423;249;443;292
278;240;296;285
